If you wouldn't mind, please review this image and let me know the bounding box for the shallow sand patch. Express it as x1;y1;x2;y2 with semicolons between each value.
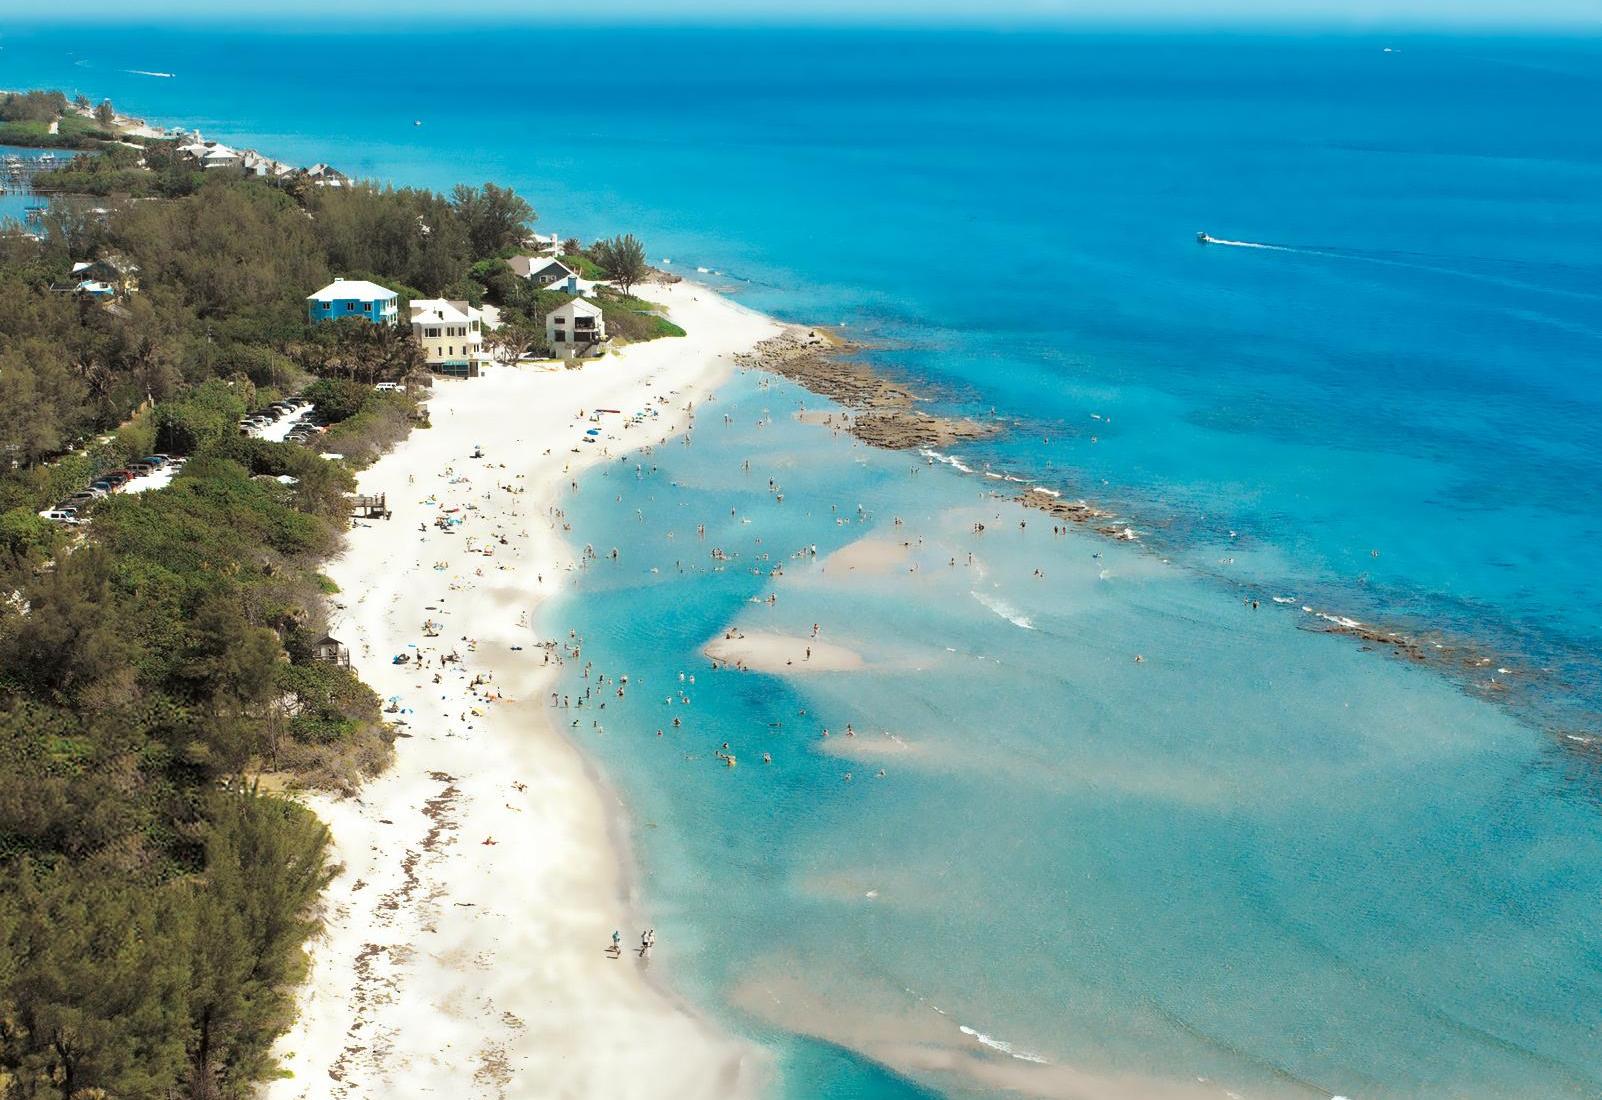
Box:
818;535;912;576
730;968;1233;1100
814;729;917;758
794;408;851;428
704;630;864;673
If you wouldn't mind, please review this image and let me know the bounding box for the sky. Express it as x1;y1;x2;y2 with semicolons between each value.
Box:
0;0;1598;29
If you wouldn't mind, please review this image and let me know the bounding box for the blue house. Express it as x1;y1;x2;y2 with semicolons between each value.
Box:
306;278;399;325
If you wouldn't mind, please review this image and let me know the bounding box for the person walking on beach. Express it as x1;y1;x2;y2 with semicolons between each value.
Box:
610;930;622;957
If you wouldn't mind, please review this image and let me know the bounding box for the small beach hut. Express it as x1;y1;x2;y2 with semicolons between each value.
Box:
312;635;351;668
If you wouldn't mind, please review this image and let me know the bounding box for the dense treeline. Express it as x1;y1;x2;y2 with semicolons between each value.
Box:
0;96;548;1098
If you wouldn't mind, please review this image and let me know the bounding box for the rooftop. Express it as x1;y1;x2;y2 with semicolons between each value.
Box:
409;298;480;325
550;298;603;318
308;279;398;303
507;255;573;280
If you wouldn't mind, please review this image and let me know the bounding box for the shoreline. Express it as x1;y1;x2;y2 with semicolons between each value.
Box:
267;280;779;1098
17;80;1577;745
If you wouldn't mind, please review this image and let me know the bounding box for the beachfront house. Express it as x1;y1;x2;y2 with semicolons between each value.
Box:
302;163;350;188
201;145;242;170
240;150;293;178
546;298;607;358
507;255;577;291
306;279;399;325
178;139;233;168
410;298;488;378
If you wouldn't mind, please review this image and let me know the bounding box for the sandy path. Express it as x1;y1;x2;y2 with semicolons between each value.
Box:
267;283;779;1099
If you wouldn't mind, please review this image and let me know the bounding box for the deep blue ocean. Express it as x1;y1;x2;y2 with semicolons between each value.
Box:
5;22;1602;1098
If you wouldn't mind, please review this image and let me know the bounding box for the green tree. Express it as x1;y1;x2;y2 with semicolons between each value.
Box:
1;864;190;1100
483;318;548;363
592;233;648;296
301;378;371;423
449;183;535;259
94;100;116;128
184;790;331;1098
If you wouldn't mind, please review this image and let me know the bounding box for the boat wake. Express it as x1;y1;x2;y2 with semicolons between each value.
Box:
1198;234;1602;305
124;69;176;78
1199;235;1302;254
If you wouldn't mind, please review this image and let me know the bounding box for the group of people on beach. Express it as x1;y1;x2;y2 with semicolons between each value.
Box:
607;928;655;959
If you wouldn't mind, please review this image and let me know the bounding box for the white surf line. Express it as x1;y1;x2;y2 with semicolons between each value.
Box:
970;590;1035;630
958;1024;1051;1064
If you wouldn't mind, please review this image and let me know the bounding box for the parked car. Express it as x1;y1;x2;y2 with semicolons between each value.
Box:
43;508;81;523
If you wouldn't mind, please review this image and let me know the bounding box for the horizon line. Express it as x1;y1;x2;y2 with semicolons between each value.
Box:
4;11;1602;34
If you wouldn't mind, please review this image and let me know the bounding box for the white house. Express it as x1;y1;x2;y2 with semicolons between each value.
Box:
177;140;243;170
303;163;350;188
410;298;487;377
306;279;399;325
527;231;561;255
546;298;606;357
199;144;242;170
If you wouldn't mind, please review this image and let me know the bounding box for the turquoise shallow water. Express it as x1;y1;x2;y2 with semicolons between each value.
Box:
4;22;1602;1096
545;374;1602;1097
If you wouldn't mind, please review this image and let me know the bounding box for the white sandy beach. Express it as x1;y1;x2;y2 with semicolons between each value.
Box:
267;282;780;1099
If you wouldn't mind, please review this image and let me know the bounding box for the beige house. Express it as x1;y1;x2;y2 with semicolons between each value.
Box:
410;298;487;377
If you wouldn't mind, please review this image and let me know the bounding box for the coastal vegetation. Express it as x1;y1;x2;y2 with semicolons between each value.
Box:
0;91;122;150
0;90;560;1097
